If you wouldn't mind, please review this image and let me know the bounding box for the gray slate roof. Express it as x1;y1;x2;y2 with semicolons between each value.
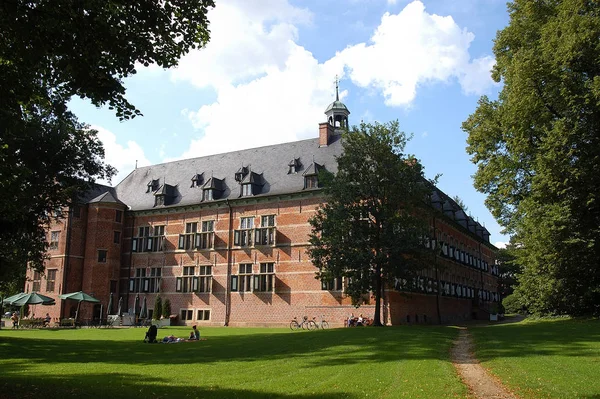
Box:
113;135;344;211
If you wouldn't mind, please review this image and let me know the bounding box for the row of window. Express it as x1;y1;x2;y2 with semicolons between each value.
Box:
31;270;57;292
394;276;499;301
180;309;211;321
127;263;276;294
427;239;497;275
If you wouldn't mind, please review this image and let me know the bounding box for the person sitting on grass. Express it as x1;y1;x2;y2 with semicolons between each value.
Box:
144;324;158;343
189;325;200;340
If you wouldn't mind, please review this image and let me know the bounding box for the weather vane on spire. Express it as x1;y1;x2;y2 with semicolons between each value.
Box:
334;75;339;101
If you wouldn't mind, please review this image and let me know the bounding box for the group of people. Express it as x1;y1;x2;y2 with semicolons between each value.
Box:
144;324;206;343
347;313;373;327
8;312;52;329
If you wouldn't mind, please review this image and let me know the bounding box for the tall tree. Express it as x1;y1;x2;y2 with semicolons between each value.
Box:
462;0;600;315
0;1;214;290
308;121;432;326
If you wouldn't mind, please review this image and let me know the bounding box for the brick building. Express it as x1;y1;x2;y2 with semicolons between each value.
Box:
26;93;499;327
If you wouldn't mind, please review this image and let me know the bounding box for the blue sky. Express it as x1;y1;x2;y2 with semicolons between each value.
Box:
69;0;510;247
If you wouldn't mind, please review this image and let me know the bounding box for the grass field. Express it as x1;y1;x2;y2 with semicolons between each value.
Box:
470;317;600;399
0;324;467;399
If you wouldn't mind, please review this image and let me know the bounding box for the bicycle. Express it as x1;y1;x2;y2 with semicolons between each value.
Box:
313;315;329;329
290;316;316;331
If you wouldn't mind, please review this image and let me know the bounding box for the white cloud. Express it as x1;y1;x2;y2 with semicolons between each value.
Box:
171;0;495;158
494;241;508;249
93;126;151;185
337;1;496;106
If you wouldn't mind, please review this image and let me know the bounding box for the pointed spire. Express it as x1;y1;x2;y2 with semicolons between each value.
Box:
335;75;339;101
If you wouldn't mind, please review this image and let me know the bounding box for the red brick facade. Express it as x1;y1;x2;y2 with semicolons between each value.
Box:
25;114;499;327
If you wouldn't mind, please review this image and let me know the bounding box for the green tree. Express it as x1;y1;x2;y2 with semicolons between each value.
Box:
0;1;214;289
308;121;432;326
162;298;172;319
462;0;600;315
153;296;163;321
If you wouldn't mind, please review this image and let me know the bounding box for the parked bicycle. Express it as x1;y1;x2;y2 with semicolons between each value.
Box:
313;315;329;329
290;316;317;331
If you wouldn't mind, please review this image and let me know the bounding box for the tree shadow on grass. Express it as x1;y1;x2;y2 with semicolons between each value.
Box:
0;372;355;399
470;318;600;360
0;326;457;368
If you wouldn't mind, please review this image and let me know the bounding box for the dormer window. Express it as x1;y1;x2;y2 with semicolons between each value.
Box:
147;179;159;193
288;158;302;174
202;177;225;201
155;195;165;206
239;171;264;197
235;166;249;182
203;189;214;201
303;162;323;189
305;176;318;189
191;173;204;188
241;183;252;197
153;183;176;207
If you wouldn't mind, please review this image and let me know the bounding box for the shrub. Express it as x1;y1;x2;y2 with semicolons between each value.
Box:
503;292;527;314
153;296;162;320
162;298;171;319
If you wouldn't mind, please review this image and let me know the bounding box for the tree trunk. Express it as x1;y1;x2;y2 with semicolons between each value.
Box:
373;264;384;326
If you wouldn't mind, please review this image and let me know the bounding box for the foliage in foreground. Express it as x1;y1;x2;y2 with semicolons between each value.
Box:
308;121;432;326
0;1;214;291
471;317;600;399
462;0;600;316
0;326;465;399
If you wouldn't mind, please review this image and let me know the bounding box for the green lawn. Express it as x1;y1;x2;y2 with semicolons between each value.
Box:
470;317;600;399
0;325;467;399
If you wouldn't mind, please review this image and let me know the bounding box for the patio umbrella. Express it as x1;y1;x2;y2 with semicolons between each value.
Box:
12;292;55;307
134;294;140;317
3;293;27;305
117;297;123;316
59;291;100;321
107;293;114;316
139;296;148;320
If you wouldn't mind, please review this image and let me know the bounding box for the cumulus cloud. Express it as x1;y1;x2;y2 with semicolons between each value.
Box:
337;1;495;106
494;241;508;249
93;126;151;185
171;0;495;158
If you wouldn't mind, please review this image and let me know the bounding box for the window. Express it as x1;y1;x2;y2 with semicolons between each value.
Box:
148;267;162;293
155;195;165;207
147;225;165;252
254;263;274;292
231;263;253;292
132;226;150;252
178;222;197;250
115;210;123;223
180;309;193;321
202;189;214;201
234;217;254;247
98;250;107;263
255;215;276;246
241;184;252;196
191;174;203;188
195;221;214;250
32;271;41;292
197;266;212;293
197;309;211;321
129;268;147;293
46;269;57;292
321;276;343;291
49;231;59;250
176;266;196;293
304;175;318;189
113;231;121;244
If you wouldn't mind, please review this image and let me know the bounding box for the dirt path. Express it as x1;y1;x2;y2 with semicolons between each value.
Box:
451;328;519;399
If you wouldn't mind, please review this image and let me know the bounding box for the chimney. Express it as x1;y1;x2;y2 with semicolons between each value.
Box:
319;122;334;147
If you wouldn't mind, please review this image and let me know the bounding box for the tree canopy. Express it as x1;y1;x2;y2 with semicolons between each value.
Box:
307;121;432;326
462;0;600;315
0;1;214;291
